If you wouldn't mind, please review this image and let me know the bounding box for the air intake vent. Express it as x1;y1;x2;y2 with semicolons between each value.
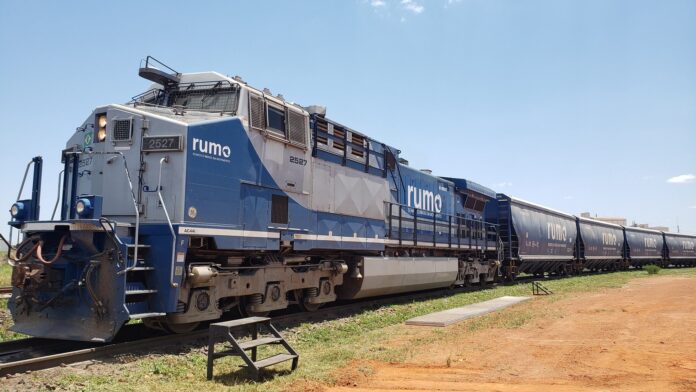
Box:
287;110;307;146
113;119;133;141
271;195;289;224
249;93;265;131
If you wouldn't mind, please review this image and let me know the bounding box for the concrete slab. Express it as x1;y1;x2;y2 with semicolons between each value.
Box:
405;296;532;327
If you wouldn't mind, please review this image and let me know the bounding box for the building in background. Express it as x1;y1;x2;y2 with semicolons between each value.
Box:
633;223;670;232
580;212;670;232
580;212;627;226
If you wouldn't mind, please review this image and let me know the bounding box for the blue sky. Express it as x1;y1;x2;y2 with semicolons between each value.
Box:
0;0;694;235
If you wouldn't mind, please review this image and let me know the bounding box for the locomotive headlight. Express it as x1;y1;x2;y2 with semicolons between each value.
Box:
10;202;26;220
96;114;107;142
75;198;93;218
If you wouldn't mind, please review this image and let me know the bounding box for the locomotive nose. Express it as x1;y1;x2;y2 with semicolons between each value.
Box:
8;228;127;342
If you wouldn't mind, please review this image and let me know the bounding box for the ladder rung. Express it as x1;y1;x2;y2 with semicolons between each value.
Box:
129;312;166;319
126;244;151;248
238;337;283;350
128;266;155;271
126;289;157;295
211;316;270;329
253;353;297;369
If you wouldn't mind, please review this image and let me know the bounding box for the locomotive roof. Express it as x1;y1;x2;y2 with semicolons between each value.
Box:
440;177;496;199
136;71;393;143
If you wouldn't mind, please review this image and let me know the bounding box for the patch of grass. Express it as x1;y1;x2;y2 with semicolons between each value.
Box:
645;264;661;275
11;268;696;391
0;258;12;287
0;299;25;342
0;258;26;342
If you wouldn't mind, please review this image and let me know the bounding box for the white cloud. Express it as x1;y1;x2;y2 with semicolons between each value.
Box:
667;174;695;184
690;205;696;209
496;182;513;188
370;0;386;7
401;0;424;14
563;195;574;200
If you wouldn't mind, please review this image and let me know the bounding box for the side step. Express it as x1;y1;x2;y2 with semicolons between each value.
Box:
207;317;298;380
129;312;166;320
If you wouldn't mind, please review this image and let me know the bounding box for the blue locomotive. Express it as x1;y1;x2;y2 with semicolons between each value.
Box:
5;58;499;342
5;58;694;342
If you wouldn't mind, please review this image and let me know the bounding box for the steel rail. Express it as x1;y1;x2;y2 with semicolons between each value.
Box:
0;268;681;377
0;281;501;376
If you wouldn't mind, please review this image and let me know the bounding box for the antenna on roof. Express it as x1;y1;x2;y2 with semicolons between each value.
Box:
138;56;180;89
305;105;326;117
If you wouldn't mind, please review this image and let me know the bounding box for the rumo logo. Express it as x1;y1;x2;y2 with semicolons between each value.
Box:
547;223;567;241
602;232;617;246
644;238;657;249
683;241;695;251
192;138;231;159
407;185;442;213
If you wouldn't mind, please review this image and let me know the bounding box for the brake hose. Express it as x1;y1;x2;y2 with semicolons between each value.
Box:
7;237;40;267
35;235;68;265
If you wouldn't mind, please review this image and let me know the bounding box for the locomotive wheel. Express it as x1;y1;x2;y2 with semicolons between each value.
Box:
163;321;200;334
293;289;321;312
238;296;270;318
144;319;200;334
478;274;488;287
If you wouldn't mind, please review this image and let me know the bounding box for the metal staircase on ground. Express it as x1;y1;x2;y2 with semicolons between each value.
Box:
531;281;553;295
207;316;298;380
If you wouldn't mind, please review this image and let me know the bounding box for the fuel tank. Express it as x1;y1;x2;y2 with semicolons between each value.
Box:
336;256;458;300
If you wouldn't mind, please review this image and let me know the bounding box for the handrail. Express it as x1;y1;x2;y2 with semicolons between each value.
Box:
9;159;36;247
65;151;140;274
156;157;179;288
385;201;499;252
115;152;140;275
16;159;34;201
51;170;64;220
141;56;179;76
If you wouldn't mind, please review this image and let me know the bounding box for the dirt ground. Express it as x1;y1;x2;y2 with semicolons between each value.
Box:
326;276;696;392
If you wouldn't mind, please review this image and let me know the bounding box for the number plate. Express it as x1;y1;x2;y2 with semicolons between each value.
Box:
142;136;182;152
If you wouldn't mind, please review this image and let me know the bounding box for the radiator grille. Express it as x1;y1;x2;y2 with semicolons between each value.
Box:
170;85;239;112
113;119;132;141
287;110;307;146
249;93;265;131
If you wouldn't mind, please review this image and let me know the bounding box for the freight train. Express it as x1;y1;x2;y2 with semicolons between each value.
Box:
4;57;695;342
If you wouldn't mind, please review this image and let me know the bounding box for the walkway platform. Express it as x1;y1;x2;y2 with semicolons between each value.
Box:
405;296;532;327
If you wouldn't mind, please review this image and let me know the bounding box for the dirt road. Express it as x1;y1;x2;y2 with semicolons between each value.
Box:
328;276;696;392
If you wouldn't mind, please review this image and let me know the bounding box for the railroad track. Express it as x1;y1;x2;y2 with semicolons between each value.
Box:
0;280;504;377
0;269;651;377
